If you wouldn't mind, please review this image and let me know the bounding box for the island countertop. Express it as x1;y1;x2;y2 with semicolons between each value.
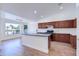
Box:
22;33;52;37
21;33;52;53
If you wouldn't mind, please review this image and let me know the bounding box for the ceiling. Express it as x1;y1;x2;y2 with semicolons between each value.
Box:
0;3;75;21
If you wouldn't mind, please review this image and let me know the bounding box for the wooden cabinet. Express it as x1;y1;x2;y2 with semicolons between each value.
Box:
38;23;48;28
70;35;76;49
38;18;76;28
72;19;76;28
52;33;70;43
52;19;76;28
54;21;72;28
51;33;76;49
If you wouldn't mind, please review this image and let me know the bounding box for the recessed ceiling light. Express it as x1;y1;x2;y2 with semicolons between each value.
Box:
34;10;37;14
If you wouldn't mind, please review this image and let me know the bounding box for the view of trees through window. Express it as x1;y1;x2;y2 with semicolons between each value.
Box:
5;23;20;35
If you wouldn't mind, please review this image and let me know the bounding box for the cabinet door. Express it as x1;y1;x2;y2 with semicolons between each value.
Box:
59;21;71;28
70;35;76;49
38;19;76;28
42;23;48;28
72;19;76;28
54;22;59;28
52;33;70;43
48;22;55;26
38;23;42;28
38;23;48;28
53;19;77;28
54;21;72;28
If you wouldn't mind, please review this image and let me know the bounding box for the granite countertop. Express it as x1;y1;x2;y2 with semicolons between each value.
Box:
22;33;52;37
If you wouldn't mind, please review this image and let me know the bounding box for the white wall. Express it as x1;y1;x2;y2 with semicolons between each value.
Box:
76;4;79;40
27;21;38;33
76;3;79;56
0;11;2;43
0;11;29;40
0;12;5;41
0;7;1;35
37;9;76;36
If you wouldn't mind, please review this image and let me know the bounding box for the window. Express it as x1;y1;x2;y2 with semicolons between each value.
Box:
5;23;20;35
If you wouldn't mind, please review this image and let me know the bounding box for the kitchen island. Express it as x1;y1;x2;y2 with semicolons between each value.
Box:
21;33;52;53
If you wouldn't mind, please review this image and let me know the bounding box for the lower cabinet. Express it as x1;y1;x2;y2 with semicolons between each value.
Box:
70;35;76;49
52;33;70;43
51;33;76;49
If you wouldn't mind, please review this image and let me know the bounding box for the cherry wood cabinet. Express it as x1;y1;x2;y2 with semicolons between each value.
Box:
38;18;76;28
54;20;73;28
51;33;76;49
70;35;76;49
52;33;70;43
73;19;76;28
38;23;48;28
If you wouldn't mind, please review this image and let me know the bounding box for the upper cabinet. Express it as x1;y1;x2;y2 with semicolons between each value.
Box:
38;18;77;28
54;19;76;28
38;23;48;28
73;18;76;28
